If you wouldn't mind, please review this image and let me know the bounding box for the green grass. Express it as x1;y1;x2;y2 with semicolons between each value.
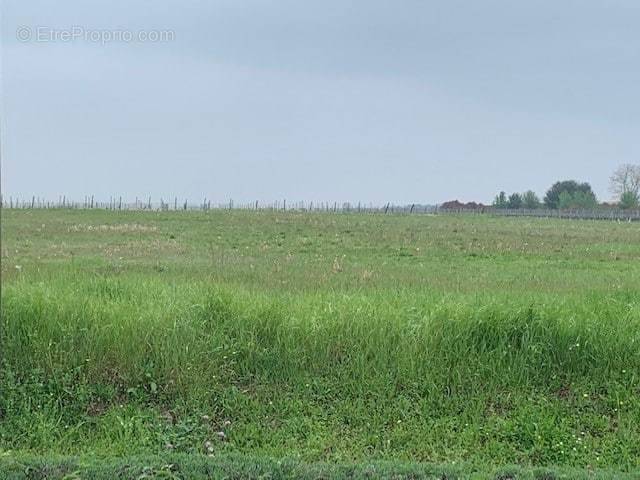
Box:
1;209;640;477
2;453;638;480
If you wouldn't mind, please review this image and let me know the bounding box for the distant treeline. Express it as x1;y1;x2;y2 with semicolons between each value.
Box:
491;164;640;211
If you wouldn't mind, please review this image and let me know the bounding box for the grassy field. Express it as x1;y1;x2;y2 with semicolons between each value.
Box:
1;209;640;478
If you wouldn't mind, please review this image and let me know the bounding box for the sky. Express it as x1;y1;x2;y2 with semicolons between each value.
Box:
1;0;639;205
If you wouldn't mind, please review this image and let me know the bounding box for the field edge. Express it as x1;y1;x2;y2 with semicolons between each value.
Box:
0;453;637;480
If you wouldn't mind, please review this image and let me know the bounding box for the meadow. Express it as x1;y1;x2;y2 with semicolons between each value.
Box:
1;209;639;478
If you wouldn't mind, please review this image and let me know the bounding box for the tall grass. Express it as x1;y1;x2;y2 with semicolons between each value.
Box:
2;275;640;465
4;276;639;391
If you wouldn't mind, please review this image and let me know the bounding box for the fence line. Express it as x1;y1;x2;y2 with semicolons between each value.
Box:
0;196;437;214
1;196;639;221
437;207;640;222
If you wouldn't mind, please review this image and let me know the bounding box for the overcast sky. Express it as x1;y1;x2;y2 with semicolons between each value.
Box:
1;0;638;204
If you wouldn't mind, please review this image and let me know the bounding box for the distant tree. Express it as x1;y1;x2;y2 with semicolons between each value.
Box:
619;190;640;210
610;164;640;199
558;190;598;210
574;191;598;209
557;191;573;210
493;191;508;209
544;180;597;209
507;193;523;209
521;190;541;209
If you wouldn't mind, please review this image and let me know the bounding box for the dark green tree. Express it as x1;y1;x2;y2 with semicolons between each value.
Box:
493;191;508;209
521;190;541;209
620;191;639;210
507;193;523;209
544;181;597;209
557;190;598;210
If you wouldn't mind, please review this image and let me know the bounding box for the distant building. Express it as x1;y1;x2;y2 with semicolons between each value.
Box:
440;200;486;211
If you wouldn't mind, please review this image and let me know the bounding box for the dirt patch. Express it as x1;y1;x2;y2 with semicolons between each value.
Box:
68;223;158;233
